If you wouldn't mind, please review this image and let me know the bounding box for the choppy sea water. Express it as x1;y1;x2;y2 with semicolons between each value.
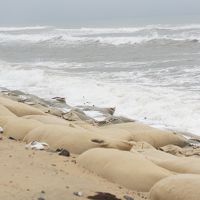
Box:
0;24;200;135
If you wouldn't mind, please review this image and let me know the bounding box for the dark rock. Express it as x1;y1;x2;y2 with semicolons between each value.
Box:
87;192;121;200
8;137;16;140
38;198;45;200
58;149;70;157
91;139;104;144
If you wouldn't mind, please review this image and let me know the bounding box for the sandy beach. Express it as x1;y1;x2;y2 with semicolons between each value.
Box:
1;89;200;200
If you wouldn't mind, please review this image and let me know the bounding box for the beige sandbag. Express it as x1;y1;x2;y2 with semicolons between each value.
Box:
100;122;187;148
132;148;177;163
78;148;172;192
154;157;200;174
0;96;45;116
24;125;132;154
23;115;71;126
4;118;43;140
150;174;200;200
136;148;200;174
0;116;17;127
0;105;16;116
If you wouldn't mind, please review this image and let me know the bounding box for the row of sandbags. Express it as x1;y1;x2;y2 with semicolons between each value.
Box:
77;146;200;193
0;96;188;151
1;95;199;199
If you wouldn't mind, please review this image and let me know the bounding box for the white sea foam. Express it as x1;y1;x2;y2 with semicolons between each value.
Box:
0;24;199;135
0;24;200;45
0;26;48;32
0;60;199;135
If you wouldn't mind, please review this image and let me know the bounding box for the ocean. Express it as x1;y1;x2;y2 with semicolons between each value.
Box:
0;24;200;135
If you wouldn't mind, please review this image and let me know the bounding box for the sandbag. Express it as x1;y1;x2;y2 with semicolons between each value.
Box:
23;115;71;126
135;148;200;174
150;174;200;200
0;105;16;116
0;96;45;116
0;116;17;127
78;148;172;192
24;125;132;154
4;118;43;140
100;122;187;148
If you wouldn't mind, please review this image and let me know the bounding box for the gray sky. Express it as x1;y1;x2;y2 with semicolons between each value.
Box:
0;0;200;26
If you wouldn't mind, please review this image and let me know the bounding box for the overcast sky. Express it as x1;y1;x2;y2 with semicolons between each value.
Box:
0;0;199;26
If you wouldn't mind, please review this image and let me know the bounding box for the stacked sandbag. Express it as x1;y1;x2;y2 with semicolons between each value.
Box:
0;116;17;127
3;117;43;140
0;105;16;116
78;148;172;192
132;147;200;174
23;115;71;126
100;122;187;148
150;174;200;200
0;96;45;116
153;156;200;174
24;125;132;154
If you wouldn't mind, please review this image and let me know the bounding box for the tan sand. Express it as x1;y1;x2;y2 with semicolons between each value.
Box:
0;136;147;200
150;174;200;200
1;92;200;199
78;148;173;192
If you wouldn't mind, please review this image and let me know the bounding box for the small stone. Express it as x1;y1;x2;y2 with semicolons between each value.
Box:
69;124;75;128
38;198;45;200
41;190;45;194
58;149;70;157
71;160;76;164
0;127;3;134
73;191;83;197
124;195;134;200
51;164;56;167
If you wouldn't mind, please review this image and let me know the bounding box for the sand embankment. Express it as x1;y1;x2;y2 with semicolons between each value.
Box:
1;89;200;199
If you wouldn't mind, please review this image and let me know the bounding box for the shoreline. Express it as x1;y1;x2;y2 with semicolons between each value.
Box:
1;89;200;199
1;87;199;140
